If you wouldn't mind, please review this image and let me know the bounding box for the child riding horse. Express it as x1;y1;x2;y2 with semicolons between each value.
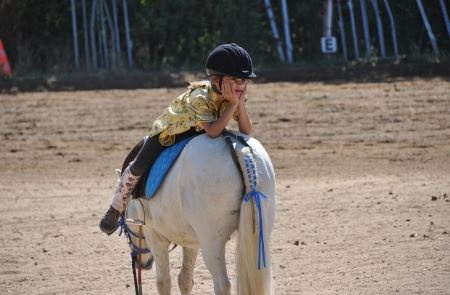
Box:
100;43;256;235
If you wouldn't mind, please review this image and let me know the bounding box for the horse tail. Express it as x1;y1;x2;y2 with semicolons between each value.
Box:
236;196;273;295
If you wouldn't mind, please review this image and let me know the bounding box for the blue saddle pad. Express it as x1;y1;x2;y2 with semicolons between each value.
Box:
145;136;195;198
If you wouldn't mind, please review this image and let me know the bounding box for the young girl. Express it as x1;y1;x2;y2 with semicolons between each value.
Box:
100;43;256;235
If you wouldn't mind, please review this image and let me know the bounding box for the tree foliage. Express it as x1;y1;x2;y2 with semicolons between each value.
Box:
0;0;449;73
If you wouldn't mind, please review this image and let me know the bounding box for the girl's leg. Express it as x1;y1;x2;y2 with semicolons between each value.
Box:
100;130;200;235
129;135;166;176
100;136;165;235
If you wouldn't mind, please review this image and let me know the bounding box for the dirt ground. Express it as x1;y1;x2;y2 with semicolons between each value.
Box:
0;78;449;294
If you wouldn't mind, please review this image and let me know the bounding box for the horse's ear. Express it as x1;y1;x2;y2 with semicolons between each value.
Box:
115;169;122;181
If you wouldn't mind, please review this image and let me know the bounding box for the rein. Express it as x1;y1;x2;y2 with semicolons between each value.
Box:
119;218;177;256
118;199;178;295
118;198;149;295
119;216;152;256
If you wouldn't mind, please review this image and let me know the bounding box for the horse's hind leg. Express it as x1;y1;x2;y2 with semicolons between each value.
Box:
200;240;231;295
178;247;198;295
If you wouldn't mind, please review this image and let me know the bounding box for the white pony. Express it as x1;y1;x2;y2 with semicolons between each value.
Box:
125;132;276;295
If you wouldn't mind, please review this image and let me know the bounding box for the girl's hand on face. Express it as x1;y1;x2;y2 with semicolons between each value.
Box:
221;77;239;106
238;84;247;102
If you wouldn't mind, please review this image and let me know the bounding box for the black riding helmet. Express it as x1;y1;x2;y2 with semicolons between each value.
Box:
205;43;256;79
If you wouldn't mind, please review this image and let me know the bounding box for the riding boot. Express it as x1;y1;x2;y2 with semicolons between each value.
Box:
99;164;141;235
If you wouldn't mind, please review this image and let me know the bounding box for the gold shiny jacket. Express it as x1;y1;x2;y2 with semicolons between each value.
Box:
149;81;239;146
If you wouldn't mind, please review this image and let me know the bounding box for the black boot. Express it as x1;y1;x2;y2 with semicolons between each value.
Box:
99;206;121;235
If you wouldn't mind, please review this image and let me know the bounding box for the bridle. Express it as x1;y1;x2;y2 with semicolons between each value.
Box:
118;199;177;295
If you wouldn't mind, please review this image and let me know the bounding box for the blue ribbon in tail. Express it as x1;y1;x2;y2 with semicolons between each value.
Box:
242;155;267;270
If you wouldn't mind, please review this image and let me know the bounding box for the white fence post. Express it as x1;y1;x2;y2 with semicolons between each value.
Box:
416;0;440;55
281;0;293;63
264;0;286;62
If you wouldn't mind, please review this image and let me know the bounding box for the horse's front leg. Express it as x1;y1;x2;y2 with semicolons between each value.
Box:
178;247;199;295
146;230;171;295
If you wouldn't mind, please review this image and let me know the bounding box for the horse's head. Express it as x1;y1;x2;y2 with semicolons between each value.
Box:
122;199;154;270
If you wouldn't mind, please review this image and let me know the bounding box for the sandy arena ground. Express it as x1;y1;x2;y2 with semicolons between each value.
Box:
1;78;449;294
